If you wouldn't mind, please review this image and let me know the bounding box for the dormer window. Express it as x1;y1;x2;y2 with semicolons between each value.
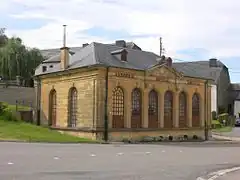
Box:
111;49;128;62
42;66;47;72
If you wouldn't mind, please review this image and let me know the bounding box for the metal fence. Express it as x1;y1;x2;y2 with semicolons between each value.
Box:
15;100;33;111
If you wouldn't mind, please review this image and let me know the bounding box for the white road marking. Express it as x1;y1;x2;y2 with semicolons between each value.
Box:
145;152;151;155
53;156;59;160
196;166;240;180
161;150;165;153
116;152;124;156
7;162;14;165
90;154;96;157
179;150;183;153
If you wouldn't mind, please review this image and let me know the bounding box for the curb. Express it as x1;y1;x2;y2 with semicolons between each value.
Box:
197;166;240;180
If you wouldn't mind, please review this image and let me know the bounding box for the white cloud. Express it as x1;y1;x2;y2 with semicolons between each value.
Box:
3;0;240;60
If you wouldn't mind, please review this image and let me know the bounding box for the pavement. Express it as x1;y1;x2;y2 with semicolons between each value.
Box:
213;127;240;137
217;170;240;180
212;127;240;141
1;142;240;180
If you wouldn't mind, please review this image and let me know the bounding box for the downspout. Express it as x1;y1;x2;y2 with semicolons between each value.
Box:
204;80;209;140
104;67;109;142
34;76;41;126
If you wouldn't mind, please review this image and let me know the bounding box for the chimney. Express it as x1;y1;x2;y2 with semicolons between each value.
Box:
115;40;126;47
166;57;172;67
60;25;69;70
209;58;217;67
82;43;89;47
156;56;172;67
111;49;128;61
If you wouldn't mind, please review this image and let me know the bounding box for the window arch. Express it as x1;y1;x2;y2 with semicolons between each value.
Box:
148;89;158;128
49;89;57;126
68;87;78;128
164;91;173;128
192;93;200;127
131;88;142;128
112;86;124;128
179;92;187;128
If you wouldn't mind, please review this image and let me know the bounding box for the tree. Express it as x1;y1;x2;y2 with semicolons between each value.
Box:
0;35;44;85
0;28;8;47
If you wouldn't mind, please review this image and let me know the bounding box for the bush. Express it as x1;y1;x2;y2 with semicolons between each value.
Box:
212;111;217;120
193;135;198;140
212;120;222;129
183;135;188;140
218;113;229;125
0;102;7;114
0;102;20;122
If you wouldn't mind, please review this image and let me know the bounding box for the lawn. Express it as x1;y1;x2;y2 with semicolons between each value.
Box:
0;118;97;143
212;126;233;133
0;102;97;143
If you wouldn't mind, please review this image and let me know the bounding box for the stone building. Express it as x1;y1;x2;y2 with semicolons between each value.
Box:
34;40;212;141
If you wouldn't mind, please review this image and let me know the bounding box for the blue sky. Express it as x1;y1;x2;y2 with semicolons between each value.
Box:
2;0;240;82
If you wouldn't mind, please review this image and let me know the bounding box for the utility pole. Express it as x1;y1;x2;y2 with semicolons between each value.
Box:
159;37;162;57
63;25;67;47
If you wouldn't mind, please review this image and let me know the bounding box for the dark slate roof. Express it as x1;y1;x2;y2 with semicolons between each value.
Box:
172;61;225;83
40;47;83;59
40;42;141;59
230;83;240;91
36;42;220;81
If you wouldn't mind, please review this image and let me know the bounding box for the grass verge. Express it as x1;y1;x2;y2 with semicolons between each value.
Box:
0;119;98;143
212;126;233;133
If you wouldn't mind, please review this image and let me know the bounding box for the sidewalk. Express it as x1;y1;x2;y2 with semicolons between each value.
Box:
212;129;240;141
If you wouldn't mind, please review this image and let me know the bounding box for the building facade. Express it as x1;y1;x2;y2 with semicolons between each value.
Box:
35;40;212;141
173;59;231;115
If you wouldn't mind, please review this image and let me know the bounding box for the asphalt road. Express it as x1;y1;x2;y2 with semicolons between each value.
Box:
1;142;240;180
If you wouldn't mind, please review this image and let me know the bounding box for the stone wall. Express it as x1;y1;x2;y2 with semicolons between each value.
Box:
0;86;34;105
40;69;98;128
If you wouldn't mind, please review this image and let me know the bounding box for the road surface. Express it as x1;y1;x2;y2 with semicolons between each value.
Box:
1;142;240;180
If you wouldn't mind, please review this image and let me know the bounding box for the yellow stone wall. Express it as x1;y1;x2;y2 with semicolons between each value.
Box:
38;65;212;141
96;66;212;140
40;68;98;128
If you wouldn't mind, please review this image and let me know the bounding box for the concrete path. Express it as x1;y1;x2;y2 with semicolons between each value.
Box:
212;127;240;141
217;170;240;180
1;142;240;180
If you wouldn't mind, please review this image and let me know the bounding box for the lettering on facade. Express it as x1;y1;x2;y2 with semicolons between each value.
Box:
116;72;134;78
156;76;169;82
187;80;200;86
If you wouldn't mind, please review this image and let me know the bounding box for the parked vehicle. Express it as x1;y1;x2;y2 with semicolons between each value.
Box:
235;118;240;127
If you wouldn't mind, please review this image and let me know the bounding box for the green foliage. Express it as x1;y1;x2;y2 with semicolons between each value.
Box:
212;120;222;129
0;30;44;80
218;113;229;124
212;111;217;120
0;102;20;122
0;102;7;114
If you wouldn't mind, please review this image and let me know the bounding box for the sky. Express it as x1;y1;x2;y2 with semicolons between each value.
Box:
1;0;240;82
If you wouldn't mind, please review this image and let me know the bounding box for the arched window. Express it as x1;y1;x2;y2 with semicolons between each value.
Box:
179;92;187;128
68;87;78;128
148;89;158;128
131;88;142;128
49;89;57;126
192;93;200;127
164;91;173;128
112;87;124;128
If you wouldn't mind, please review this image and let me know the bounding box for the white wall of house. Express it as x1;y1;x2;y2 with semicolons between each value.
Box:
234;100;240;117
211;84;217;113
